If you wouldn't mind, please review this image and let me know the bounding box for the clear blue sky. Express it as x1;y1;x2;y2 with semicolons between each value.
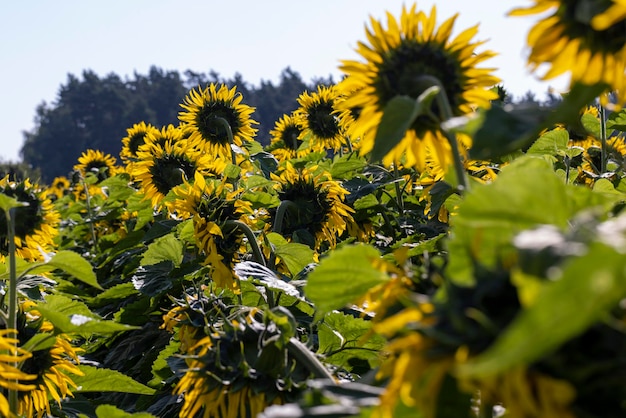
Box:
0;1;565;163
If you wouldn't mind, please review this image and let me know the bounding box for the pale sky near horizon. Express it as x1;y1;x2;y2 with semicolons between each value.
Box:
0;1;565;163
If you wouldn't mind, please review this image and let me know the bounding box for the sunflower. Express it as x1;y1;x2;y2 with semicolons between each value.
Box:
339;4;499;172
170;172;255;290
46;176;70;200
130;135;214;209
74;149;119;183
270;164;354;249
179;83;258;159
510;0;626;105
120;121;160;166
0;329;38;418
294;85;350;152
267;113;324;161
0;177;59;261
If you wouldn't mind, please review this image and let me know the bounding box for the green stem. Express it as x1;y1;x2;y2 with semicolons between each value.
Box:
287;337;335;381
393;165;405;215
419;75;469;192
272;199;299;235
80;176;99;249
215;117;240;190
600;105;607;174
224;220;266;267
7;208;18;414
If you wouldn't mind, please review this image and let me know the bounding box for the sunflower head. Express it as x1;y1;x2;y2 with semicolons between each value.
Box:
0;177;59;261
179;84;258;158
120;121;160;165
271;164;354;249
74;149;119;183
46;176;71;201
294;85;350;152
510;0;626;106
340;4;499;170
266;113;324;161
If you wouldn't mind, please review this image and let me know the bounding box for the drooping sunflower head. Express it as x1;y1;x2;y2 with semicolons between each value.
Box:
271;164;354;249
179;83;258;158
0;176;60;261
120;121;160;165
340;4;500;171
294;85;350;152
74;149;119;183
171;172;254;289
46;175;71;201
510;0;626;105
130;136;213;209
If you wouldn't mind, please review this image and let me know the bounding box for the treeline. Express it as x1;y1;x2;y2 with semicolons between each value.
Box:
18;66;334;182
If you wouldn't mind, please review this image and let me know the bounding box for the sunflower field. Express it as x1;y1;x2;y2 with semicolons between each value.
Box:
3;2;626;417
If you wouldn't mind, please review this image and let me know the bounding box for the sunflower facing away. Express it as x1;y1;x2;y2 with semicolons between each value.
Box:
267;113;324;161
120;121;160;166
510;0;626;105
179;83;258;159
170;172;255;290
271;164;354;250
74;149;119;183
0;329;37;418
0;177;60;261
339;4;500;171
294;85;351;152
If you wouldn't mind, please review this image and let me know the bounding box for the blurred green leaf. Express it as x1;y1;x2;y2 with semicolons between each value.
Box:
526;129;569;156
95;405;157;418
458;242;626;378
581;111;602;138
305;244;387;314
0;193;28;213
607;107;626;131
371;87;439;162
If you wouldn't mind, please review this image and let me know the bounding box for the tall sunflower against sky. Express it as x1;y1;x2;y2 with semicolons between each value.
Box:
339;4;500;172
179;83;258;159
74;149;119;183
510;0;626;105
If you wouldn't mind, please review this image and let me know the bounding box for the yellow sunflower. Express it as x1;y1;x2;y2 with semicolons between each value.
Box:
130;135;214;209
46;176;70;200
170;172;255;290
0;177;59;261
0;329;38;418
179;83;258;159
294;85;350;152
120;121;160;166
270;164;354;249
267;113;324;161
74;149;119;183
339;4;499;172
510;0;626;105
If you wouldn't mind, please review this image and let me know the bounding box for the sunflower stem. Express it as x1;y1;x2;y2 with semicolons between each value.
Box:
599;105;607;174
215;117;240;190
224;220;266;267
7;208;19;414
272;199;299;236
287;337;335;382
392;165;405;215
80;175;99;249
419;75;469;192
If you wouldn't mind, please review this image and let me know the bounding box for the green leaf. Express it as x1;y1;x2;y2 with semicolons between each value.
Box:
526;129;569;156
131;261;174;297
371;88;439;162
46;250;101;289
458;242;626;378
318;312;386;370
250;151;279;177
330;156;367;179
149;339;180;387
607;107;626;131
22;332;57;352
88;282;139;306
581;111;601;138
305;244;388;314
470;82;608;160
35;294;139;334
0;192;28;213
266;232;315;276
224;163;242;179
100;174;136;201
141;233;183;267
95;405;157;418
71;365;156;395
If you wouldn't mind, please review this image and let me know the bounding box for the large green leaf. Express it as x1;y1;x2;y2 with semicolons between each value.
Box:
95;405;157;418
526;129;569;157
607;107;626;131
141;233;183;266
266;232;315;276
35;294;138;334
71;365;156;395
0;192;28;213
305;244;388;314
457;241;626;378
131;261;174;297
371;87;439;162
47;250;101;289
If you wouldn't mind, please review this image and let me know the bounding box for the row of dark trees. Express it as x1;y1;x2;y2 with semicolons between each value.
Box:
16;66;334;182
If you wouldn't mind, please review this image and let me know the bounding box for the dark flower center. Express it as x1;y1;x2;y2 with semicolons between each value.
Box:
277;178;332;242
280;125;303;151
306;101;341;139
149;154;196;195
128;132;148;156
0;186;44;239
196;101;242;146
84;161;112;182
374;40;464;134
